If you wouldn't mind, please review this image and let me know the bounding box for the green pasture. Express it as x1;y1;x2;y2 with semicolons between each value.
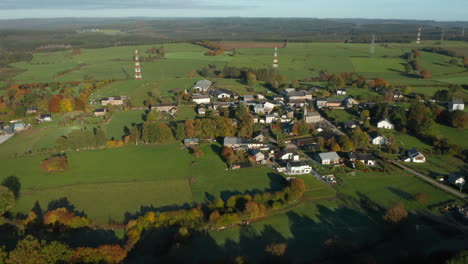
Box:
405;155;466;179
106;110;145;140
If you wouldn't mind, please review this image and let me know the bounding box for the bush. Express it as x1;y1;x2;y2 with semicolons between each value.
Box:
40;154;68;172
414;192;429;204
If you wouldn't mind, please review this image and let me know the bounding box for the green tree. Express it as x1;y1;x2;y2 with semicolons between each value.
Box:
1;176;20;199
451;110;468;128
404;63;413;74
175;122;186;140
6;236;73;264
446;250;468;264
403;85;412;95
94;127;107;147
350;129;369;149
214;197;225;209
146;110;160;122
246;73;258;87
360;110;370;120
0;186;15;216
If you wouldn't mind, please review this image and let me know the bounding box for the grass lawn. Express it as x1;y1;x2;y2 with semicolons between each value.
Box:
436;123;468;148
106;110;145;140
190;144;287;202
1;144;195;223
405;155;466;179
326;109;358;122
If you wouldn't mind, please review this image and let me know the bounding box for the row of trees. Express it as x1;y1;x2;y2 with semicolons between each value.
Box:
125;178;306;250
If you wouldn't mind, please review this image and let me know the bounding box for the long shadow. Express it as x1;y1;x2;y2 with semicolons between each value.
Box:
387;187;414;201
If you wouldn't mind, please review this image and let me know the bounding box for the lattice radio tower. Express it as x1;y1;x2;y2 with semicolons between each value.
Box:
273;47;279;68
134;49;142;80
416;27;422;44
462;28;465;38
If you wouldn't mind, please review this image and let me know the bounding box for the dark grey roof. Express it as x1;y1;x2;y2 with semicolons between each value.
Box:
452;99;464;104
369;131;383;139
407;148;422;158
355;153;375;161
40;114;51;118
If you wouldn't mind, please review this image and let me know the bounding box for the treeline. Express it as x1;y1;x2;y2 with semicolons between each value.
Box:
0;80;111;121
124;178;307;250
193;41;224;56
0;51;33;67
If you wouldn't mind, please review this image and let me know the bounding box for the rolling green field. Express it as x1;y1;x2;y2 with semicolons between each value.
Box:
176;170;466;264
0;143;304;223
7;41;468;107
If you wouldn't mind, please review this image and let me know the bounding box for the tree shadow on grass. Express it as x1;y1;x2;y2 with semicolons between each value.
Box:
387;187;414;201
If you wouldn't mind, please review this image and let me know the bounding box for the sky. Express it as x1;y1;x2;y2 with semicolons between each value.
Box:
0;0;467;21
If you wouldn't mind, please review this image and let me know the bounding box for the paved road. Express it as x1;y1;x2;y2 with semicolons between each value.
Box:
390;160;468;201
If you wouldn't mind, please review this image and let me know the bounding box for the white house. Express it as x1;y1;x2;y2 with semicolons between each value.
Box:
211;89;232;99
369;132;386;145
223;137;264;150
316;152;340;165
448;174;465;186
336;89;347;95
39;114;52;122
285;162;312;175
264;102;275;113
192;94;211;104
275;150;300;161
449;99;465;111
192;79;212;92
406;148;426;163
265;115;277;124
377;119;394;129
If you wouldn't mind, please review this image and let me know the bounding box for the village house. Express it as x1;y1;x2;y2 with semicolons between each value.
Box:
12;123;26;132
101;96;124;106
359;102;376;110
192;94;211;104
39;113;52;122
341;121;358;129
343;97;359;108
275;149;300;161
242;95;255;102
285;162;312;175
393;91;404;99
316;152;340;165
223;137;264;150
336;89;347;96
197;105;206;115
273;95;284;102
287;90;313;101
26;107;37;114
192;79;212;92
326;98;344;109
211;89;233;99
369;131;386;145
316;98;328;109
212;102;233;110
256;94;265;100
250;149;266;164
150;103;179;114
303;108;322;124
405;148;426;163
253;131;266;142
449;99;465;111
287;99;307;108
448;174;465;187
93;108;106;116
377;119;394;129
347;152;376;166
183;138;199;147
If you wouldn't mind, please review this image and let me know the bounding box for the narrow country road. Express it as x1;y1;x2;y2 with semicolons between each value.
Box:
390;160;468;201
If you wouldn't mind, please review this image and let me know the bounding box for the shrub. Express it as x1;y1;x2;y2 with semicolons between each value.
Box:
414;192;429;204
40;154;68;172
